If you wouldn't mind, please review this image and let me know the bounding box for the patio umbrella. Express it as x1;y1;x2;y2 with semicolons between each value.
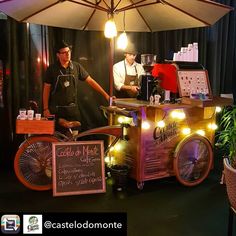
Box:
0;0;233;32
0;0;233;96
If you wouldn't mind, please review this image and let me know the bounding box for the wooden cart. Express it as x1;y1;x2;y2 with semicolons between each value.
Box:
106;96;232;189
105;65;233;189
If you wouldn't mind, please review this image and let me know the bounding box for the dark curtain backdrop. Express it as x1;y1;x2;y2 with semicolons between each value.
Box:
0;18;48;163
0;0;235;163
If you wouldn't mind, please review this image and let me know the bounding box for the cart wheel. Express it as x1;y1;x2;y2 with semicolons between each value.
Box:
137;181;144;190
14;135;59;191
173;135;213;187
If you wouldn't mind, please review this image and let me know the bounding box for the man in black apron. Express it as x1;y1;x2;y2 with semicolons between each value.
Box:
43;40;110;131
113;44;145;98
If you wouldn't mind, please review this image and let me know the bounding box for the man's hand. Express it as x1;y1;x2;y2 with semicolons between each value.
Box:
130;85;139;93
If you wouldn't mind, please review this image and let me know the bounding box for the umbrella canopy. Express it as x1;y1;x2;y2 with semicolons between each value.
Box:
0;0;233;32
0;0;233;98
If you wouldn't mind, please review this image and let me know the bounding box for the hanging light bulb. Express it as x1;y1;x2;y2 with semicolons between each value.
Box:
117;11;128;49
104;18;117;38
117;32;128;49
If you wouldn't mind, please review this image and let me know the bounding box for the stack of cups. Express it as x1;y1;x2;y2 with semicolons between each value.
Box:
173;42;198;62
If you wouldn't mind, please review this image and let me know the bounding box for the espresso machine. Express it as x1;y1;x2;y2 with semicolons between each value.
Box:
137;54;159;101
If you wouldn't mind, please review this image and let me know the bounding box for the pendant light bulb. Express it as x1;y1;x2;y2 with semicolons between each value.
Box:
104;19;117;38
117;32;128;50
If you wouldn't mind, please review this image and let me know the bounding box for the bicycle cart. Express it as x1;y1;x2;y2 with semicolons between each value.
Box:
14;97;232;191
14;117;123;191
106;98;222;189
101;65;233;189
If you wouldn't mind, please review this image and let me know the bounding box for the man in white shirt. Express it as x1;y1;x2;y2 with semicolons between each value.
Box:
113;44;145;98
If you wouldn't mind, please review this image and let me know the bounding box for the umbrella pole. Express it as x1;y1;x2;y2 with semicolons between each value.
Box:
109;38;114;100
108;38;114;130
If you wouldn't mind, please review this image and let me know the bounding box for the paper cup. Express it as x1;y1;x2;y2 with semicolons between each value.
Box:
35;113;41;120
27;110;34;120
19;108;27;120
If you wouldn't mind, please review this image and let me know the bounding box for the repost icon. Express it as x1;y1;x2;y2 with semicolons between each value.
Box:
1;215;20;234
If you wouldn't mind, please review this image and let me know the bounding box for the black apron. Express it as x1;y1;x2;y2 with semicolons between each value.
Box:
115;61;139;98
49;73;81;122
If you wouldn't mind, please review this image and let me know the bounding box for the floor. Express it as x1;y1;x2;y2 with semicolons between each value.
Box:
0;153;232;236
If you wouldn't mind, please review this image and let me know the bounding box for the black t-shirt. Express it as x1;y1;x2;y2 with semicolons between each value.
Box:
44;61;89;121
44;60;89;84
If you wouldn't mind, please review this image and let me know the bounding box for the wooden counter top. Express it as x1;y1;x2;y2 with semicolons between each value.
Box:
114;96;233;109
181;96;233;107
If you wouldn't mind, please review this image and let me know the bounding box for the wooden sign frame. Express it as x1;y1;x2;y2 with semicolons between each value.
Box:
177;70;212;98
52;141;105;196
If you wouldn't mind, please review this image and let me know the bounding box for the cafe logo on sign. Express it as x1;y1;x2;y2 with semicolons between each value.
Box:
153;122;179;144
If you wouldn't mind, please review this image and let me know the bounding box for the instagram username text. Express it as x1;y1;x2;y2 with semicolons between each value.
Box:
44;220;123;229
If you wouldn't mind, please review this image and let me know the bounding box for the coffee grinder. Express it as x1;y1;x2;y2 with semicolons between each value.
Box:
137;54;157;101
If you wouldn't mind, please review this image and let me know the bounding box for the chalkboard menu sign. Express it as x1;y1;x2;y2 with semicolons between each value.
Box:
52;141;105;196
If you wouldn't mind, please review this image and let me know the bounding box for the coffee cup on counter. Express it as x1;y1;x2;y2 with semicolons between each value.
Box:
19;108;27;120
35;113;41;120
27;109;34;120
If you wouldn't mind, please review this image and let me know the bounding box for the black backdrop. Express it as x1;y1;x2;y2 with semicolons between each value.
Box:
0;0;235;164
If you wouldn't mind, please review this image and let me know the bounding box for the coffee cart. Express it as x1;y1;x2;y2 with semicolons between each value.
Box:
105;63;233;189
13;61;233;191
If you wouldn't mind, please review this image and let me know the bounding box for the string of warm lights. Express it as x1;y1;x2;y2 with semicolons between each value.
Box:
105;106;223;165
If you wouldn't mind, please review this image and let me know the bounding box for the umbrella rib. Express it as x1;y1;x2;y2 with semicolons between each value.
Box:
76;0;109;12
20;0;110;22
114;0;122;12
82;0;102;30
129;0;153;32
83;8;96;30
160;0;212;26
197;0;233;11
116;0;161;12
20;1;61;22
102;0;110;10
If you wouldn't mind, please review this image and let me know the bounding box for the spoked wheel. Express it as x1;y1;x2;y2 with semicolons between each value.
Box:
14;135;59;191
173;135;213;187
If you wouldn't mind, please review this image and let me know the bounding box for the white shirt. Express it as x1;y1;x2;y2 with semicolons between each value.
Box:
113;59;145;91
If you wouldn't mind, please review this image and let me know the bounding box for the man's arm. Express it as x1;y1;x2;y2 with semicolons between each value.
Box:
120;84;139;93
43;83;52;117
85;76;110;101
